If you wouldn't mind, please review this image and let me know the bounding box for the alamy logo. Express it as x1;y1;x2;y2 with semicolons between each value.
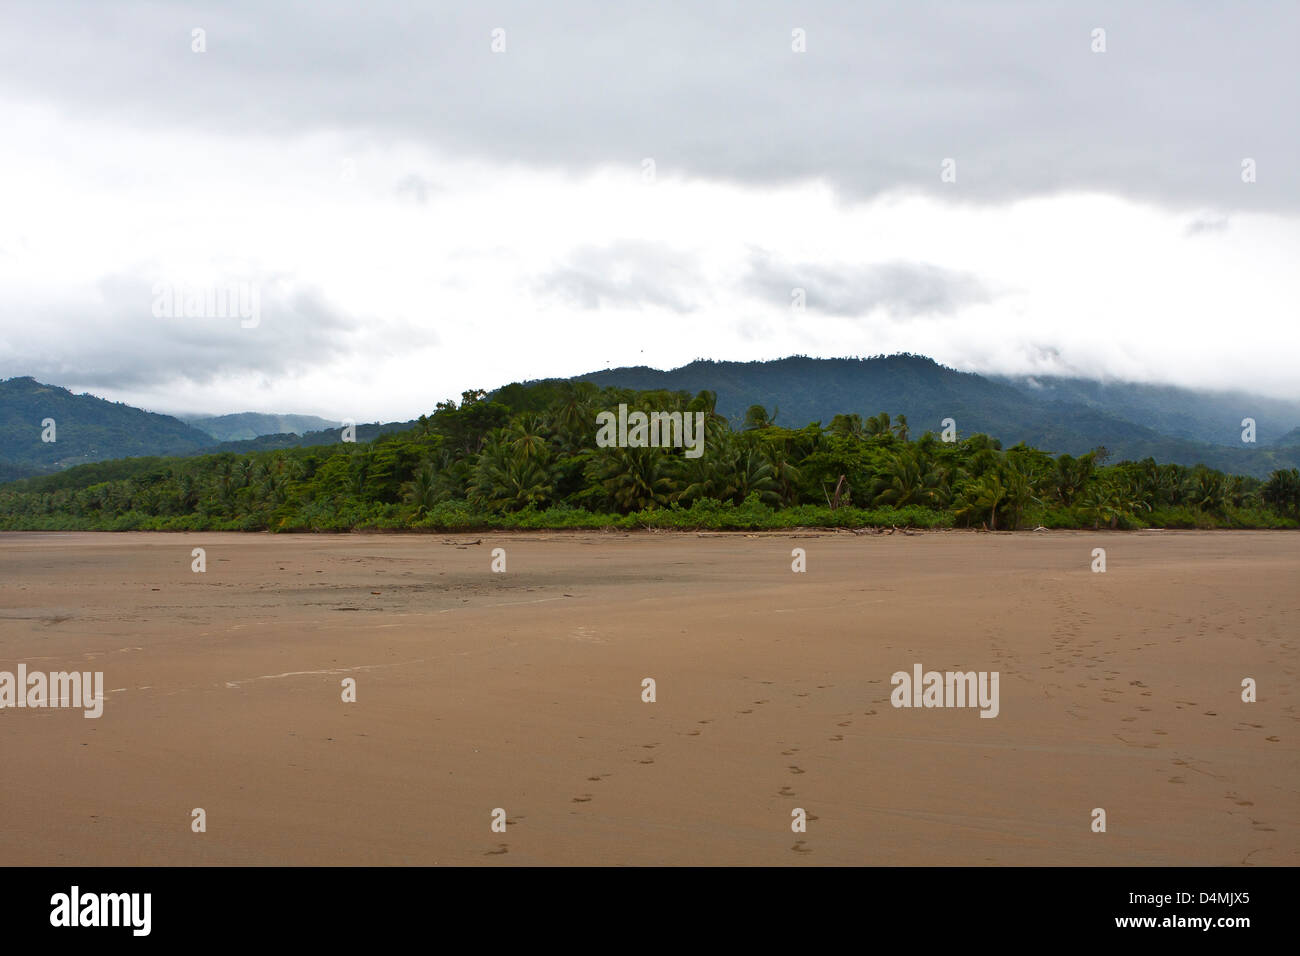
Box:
0;666;103;718
890;663;999;718
595;404;705;459
50;887;151;936
151;280;260;328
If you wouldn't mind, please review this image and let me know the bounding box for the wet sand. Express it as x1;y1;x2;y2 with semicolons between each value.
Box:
0;529;1295;865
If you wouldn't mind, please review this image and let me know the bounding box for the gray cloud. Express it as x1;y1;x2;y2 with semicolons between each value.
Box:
0;1;1294;211
744;253;993;317
535;240;704;313
0;273;363;389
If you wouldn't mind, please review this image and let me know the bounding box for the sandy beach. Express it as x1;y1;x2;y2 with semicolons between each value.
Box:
0;530;1295;865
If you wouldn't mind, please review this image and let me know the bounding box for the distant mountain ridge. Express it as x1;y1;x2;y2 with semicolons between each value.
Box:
552;355;1300;477
0;377;369;478
203;420;418;453
182;412;340;442
0;376;215;476
4;357;1300;481
991;374;1300;447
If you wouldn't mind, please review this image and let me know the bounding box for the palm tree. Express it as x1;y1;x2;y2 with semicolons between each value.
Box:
961;434;1003;478
1185;468;1227;514
743;405;778;431
176;472;200;513
686;389;730;448
346;452;371;498
468;435;555;511
828;413;865;439
872;446;947;508
505;414;551;462
430;447;471;502
1262;468;1300;516
214;457;236;508
1052;453;1094;506
549;381;600;453
728;448;781;505
763;445;803;507
1132;458;1180;510
588;446;674;512
955;472;1007;530
403;462;439;516
999;459;1037;530
1079;480;1128;530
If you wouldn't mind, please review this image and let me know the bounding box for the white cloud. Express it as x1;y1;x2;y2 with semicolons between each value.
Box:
0;2;1297;420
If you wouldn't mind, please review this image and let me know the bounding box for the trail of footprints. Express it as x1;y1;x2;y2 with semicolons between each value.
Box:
552;582;1286;861
560;679;892;857
1050;581;1287;847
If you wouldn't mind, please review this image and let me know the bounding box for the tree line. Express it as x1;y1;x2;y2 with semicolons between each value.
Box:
2;381;1298;532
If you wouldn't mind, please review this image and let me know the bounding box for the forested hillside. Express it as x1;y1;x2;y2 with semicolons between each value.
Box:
7;357;1299;479
0;377;215;471
3;382;1296;533
558;355;1300;477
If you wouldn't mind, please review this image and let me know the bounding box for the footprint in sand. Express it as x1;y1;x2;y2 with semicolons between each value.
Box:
1168;776;1185;784
778;785;795;797
829;734;844;742
781;748;800;756
739;709;753;714
790;841;812;854
484;844;509;855
1265;736;1280;742
638;758;655;765
572;795;593;803
788;766;805;775
837;721;852;727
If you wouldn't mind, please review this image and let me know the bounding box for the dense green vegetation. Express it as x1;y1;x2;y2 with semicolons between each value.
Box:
2;381;1297;533
8;356;1300;481
570;355;1300;476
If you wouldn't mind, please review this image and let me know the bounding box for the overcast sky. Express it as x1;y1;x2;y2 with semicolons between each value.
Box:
1;0;1297;421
